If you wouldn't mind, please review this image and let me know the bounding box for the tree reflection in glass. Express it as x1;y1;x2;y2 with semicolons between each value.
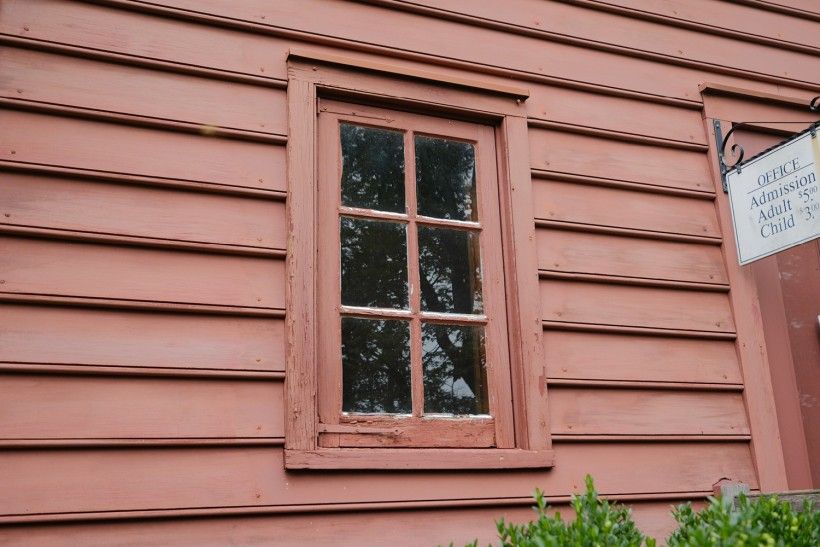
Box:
415;135;477;221
341;217;408;309
342;317;411;413
336;120;490;419
422;323;488;415
418;226;482;314
341;123;405;213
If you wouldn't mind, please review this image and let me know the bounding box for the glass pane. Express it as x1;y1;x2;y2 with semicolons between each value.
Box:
342;317;411;414
415;135;477;221
418;226;482;314
422;323;488;415
341;217;408;309
341;123;405;213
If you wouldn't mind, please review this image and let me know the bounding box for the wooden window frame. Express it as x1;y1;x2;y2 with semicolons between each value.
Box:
318;100;510;449
285;49;553;470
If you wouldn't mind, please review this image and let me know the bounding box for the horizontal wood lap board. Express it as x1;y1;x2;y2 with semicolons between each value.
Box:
1;0;811;542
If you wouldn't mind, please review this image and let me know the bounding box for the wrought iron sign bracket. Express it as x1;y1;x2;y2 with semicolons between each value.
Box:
715;96;820;193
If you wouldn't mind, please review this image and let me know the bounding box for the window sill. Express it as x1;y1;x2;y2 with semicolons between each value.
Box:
285;448;555;470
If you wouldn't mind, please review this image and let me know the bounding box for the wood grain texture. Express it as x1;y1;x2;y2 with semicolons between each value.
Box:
284;77;317;452
133;0;816;97
0;161;285;201
3;0;814;105
0;29;706;148
544;331;742;384
314;99;344;443
532;180;721;238
529;129;713;193
499;115;552;451
703;115;788;491
0;109;285;192
0;37;702;147
0;46;287;135
526;83;707;145
292;57;524;119
0;304;283;372
757;0;820;13
327;420;495;448
2;0;811;531
293;64;540;460
286;448;554;469
0;237;284;309
536;229;728;285
587;0;820;49
540;280;735;333
549;387;750;435
0;374;284;439
401;0;820;81
0;443;757;515
0;500;694;546
292;48;528;99
0;0;292;83
0;172;286;250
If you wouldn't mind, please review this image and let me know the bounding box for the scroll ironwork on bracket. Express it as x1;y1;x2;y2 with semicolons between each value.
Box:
714;95;820;193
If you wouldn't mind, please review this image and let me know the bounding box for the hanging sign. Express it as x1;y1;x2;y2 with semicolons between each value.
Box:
726;130;820;265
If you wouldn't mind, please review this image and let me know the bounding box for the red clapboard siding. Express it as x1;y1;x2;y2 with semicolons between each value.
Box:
2;0;810;537
155;0;813;99
536;229;728;285
0;0;293;82
2;0;812;105
549;387;750;435
597;0;820;49
0;500;689;546
0;304;284;372
540;280;735;333
526;84;707;145
529;129;713;192
0;41;699;146
0;46;288;135
0;109;285;192
406;0;820;84
0;374;284;439
533;179;721;238
0;442;757;515
0;172;286;250
729;0;818;13
0;237;284;309
544;331;742;384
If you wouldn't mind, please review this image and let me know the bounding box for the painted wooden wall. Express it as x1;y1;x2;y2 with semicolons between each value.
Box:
0;0;817;544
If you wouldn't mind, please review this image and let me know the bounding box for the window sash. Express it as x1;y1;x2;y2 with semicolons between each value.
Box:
316;100;514;448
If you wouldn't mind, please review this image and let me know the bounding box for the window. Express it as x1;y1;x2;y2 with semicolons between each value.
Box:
285;51;553;470
317;100;512;449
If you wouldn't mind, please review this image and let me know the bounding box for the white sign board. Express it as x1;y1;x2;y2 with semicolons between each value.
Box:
726;130;820;265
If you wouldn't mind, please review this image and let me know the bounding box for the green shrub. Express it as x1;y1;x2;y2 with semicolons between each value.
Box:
456;478;820;547
472;475;654;547
668;493;820;547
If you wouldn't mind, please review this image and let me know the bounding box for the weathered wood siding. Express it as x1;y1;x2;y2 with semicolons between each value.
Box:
1;0;816;544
